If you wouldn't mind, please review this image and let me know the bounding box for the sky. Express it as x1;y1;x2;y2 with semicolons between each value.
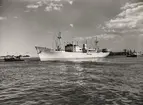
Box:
0;0;143;56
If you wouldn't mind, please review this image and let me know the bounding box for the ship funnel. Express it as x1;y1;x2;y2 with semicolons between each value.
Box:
83;44;87;49
82;44;87;53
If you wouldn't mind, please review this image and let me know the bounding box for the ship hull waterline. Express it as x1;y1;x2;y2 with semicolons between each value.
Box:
35;47;110;61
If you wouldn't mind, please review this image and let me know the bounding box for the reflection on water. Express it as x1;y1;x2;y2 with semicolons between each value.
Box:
0;57;143;105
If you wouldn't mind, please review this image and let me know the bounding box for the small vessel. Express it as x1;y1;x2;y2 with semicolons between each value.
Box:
126;50;137;57
35;32;110;61
4;55;24;62
127;54;137;57
22;55;30;57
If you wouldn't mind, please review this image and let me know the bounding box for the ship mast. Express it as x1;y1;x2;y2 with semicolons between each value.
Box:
56;32;62;51
95;36;99;51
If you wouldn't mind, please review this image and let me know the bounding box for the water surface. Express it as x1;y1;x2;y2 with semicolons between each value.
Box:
0;57;143;105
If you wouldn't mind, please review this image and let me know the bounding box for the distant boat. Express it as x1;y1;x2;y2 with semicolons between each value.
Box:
22;55;30;57
126;51;137;57
35;32;110;61
4;55;24;62
126;54;137;57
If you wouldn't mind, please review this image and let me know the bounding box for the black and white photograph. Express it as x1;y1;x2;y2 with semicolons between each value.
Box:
0;0;143;105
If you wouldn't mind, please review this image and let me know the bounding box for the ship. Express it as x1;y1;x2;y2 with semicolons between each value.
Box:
35;32;110;61
4;55;24;62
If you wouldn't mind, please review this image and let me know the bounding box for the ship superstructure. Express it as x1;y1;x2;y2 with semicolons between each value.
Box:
35;32;110;61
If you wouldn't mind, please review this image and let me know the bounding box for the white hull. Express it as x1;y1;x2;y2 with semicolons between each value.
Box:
35;46;110;61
